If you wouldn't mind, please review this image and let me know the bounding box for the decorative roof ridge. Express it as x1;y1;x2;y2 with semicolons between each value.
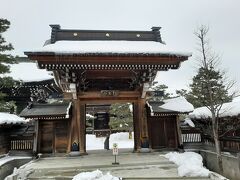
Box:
49;24;163;44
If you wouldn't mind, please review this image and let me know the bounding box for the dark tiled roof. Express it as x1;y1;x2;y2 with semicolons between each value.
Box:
19;102;71;118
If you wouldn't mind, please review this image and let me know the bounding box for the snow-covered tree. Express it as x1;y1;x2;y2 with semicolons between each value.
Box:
109;103;133;132
193;25;236;173
0;18;16;112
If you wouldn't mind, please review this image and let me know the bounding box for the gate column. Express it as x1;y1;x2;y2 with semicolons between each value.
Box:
79;102;87;154
138;98;149;150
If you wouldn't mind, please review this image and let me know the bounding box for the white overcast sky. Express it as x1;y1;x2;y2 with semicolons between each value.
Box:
1;0;240;93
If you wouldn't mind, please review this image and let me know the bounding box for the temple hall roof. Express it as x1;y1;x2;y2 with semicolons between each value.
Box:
25;25;191;57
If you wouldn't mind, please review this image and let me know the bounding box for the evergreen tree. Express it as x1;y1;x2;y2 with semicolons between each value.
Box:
150;84;172;101
109;103;133;131
187;67;232;108
0;18;16;112
191;25;235;173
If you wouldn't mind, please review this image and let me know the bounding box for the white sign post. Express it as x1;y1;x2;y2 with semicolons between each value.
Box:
112;143;119;165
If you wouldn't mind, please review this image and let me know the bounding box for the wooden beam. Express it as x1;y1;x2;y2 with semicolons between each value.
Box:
79;91;140;98
64;91;141;100
85;70;135;79
28;55;187;65
176;115;183;147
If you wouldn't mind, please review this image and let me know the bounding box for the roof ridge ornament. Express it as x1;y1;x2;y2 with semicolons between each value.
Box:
50;24;61;44
151;26;163;43
47;25;164;43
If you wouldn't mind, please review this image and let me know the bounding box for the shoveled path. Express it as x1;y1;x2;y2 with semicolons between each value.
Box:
13;149;210;180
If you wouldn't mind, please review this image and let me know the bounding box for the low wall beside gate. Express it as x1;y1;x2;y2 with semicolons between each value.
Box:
200;150;240;180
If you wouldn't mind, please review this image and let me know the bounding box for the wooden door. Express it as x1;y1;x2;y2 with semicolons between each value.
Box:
149;118;166;149
148;116;178;149
39;121;53;153
165;117;177;148
55;121;69;153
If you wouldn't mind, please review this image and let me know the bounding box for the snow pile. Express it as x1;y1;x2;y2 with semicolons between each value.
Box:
189;100;240;119
109;132;134;149
164;152;210;177
32;40;191;57
2;62;53;82
86;114;95;119
183;118;195;127
86;135;105;150
0;112;27;125
160;97;194;113
86;132;133;150
72;169;120;180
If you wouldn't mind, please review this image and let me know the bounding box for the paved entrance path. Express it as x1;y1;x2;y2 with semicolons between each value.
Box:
13;149;210;179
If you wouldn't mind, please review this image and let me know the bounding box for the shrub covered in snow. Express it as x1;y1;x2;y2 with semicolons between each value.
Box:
164;152;210;177
72;169;120;180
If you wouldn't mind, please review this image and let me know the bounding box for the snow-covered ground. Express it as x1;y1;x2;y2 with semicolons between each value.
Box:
86;132;134;150
72;169;120;180
163;152;210;177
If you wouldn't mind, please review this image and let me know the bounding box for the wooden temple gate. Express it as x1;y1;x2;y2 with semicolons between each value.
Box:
25;25;190;154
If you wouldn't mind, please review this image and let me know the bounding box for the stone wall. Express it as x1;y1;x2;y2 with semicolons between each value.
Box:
200;150;240;180
0;158;31;180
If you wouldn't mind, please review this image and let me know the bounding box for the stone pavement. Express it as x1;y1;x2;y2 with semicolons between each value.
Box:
11;149;211;180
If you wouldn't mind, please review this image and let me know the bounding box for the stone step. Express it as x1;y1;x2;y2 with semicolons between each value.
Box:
8;150;33;156
27;176;211;180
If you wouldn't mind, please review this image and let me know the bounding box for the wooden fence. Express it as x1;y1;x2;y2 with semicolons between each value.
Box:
203;134;240;152
181;128;240;152
181;128;202;143
10;137;33;150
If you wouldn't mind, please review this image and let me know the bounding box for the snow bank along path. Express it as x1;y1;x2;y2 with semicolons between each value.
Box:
72;169;120;180
163;152;210;177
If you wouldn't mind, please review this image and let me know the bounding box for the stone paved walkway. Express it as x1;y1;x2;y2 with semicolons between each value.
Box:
11;149;211;179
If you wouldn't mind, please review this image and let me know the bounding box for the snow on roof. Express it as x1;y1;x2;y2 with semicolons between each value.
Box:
31;40;191;57
2;62;53;82
160;97;194;113
183;118;195;127
189;101;240;119
0;112;27;125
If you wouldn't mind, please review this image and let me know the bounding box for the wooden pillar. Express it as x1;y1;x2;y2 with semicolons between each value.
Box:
134;98;149;152
79;103;87;154
176;115;183;147
133;102;140;151
33;120;39;154
138;98;149;149
67;100;80;153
